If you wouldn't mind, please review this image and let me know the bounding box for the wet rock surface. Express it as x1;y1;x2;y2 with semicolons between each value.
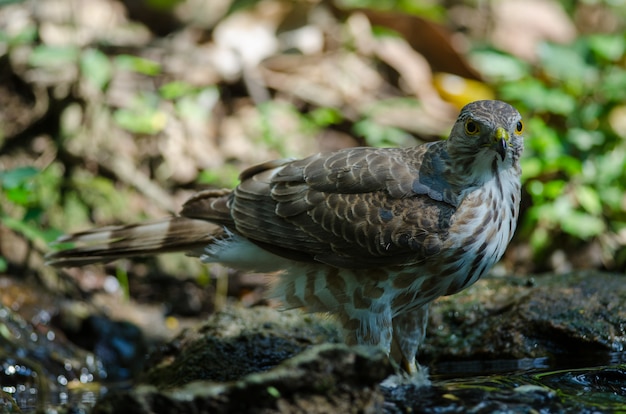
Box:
2;271;626;412
91;271;626;413
424;271;626;366
140;305;341;387
95;344;393;414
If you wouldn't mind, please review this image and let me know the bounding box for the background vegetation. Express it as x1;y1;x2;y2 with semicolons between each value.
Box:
2;0;626;288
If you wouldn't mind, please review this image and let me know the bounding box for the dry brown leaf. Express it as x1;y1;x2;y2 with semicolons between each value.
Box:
347;13;456;136
337;6;482;80
491;0;577;62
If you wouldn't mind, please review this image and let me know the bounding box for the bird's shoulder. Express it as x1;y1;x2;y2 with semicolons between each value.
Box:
240;143;459;205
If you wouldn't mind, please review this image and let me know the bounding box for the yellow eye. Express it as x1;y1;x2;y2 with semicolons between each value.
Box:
464;120;480;135
515;120;524;135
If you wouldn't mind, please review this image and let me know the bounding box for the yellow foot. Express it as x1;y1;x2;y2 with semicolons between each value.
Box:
381;359;431;388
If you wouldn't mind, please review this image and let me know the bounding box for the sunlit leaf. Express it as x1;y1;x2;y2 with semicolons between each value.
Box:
597;186;623;212
543;180;566;200
159;81;196;100
197;165;240;188
4;187;30;205
520;158;542;183
114;108;166;134
353;119;410;147
0;23;37;45
308;107;343;127
523;117;563;161
0;215;49;243
601;68;626;101
591;150;626;185
113;93;167;134
538;42;596;87
574;185;603;216
553;155;582;177
560;211;606;239
500;79;576;115
433;73;495;109
469;49;529;81
28;45;79;67
114;54;161;76
587;34;624;62
529;226;549;252
174;87;219;120
566;128;605;151
80;48;112;91
116;267;130;301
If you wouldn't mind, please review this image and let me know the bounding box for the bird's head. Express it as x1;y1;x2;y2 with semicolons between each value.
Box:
447;100;524;175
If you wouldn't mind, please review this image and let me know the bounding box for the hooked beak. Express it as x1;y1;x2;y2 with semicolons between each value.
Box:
492;127;509;161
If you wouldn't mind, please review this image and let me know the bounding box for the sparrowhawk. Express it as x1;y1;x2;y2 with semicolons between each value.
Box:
47;100;524;376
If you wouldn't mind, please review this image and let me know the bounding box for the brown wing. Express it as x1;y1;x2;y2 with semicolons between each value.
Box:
214;144;459;268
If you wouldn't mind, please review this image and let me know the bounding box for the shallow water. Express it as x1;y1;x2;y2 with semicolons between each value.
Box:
396;352;626;413
4;347;626;412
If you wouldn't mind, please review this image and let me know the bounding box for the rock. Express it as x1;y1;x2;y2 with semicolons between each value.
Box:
140;304;341;386
424;271;626;365
94;343;393;414
93;271;626;413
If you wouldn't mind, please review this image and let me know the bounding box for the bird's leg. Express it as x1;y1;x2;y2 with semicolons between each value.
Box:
391;304;430;375
339;303;394;356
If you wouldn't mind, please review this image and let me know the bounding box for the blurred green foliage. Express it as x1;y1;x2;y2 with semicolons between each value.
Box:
0;166;63;265
2;1;626;272
474;31;626;267
336;0;445;20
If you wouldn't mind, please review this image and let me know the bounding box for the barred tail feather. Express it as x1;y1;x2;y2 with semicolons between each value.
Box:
45;217;223;267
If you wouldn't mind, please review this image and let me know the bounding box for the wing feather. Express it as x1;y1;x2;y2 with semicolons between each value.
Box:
227;143;459;268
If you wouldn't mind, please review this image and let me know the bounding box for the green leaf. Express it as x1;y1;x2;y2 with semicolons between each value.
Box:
538;42;596;87
0;215;49;243
574;185;602;216
600;68;626;101
80;48;113;90
4;187;31;206
560;211;605;239
523;117;563;160
553;155;582;177
266;386;281;398
114;55;161;76
353;119;409;147
308;107;343;127
520;158;543;183
116;267;130;300
566;128;605;151
0;166;39;189
28;45;79;67
587;34;624;62
113;107;167;134
173;87;219;120
196;165;240;188
500;79;576;115
470;49;530;81
0;23;37;45
159;81;196;100
543;180;566;200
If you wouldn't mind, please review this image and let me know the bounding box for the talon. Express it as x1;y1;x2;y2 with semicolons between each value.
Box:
402;357;418;376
